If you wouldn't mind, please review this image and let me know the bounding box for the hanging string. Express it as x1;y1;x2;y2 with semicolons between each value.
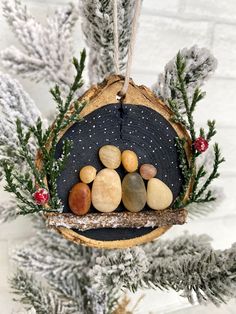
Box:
113;0;120;74
113;0;142;98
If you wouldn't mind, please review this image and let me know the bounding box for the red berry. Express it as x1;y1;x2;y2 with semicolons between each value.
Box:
193;137;209;153
33;188;50;205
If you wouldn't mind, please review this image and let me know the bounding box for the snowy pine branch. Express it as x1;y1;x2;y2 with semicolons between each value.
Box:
154;47;224;212
11;270;79;314
12;230;236;310
80;0;136;84
0;72;42;181
0;73;43;222
2;51;87;215
0;73;41;164
1;0;79;89
153;45;217;105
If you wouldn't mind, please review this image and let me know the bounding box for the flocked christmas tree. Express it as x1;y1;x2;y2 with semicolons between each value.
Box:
0;1;235;313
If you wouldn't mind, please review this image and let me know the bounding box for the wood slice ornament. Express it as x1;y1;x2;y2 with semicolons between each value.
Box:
42;75;191;249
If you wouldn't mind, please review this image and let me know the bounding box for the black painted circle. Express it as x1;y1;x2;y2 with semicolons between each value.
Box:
55;104;183;241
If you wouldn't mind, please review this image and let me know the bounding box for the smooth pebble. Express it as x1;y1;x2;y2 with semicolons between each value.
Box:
122;173;146;212
79;165;97;184
121;150;138;172
147;178;173;210
68;183;91;215
99;145;121;169
92;169;122;212
140;164;157;180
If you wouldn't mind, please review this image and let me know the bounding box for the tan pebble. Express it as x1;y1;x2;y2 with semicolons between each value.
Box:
79;165;97;184
68;183;91;215
122;173;146;212
99;145;121;169
121;150;138;172
147;178;173;210
92;169;122;212
140;164;157;180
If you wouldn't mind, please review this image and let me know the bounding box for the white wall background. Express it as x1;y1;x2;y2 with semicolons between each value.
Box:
0;0;236;313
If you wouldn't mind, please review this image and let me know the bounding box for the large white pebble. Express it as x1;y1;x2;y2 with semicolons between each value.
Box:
147;178;173;210
92;169;122;212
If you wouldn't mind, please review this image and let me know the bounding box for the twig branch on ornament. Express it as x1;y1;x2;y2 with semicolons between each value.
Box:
2;50;87;215
47;208;187;231
155;47;224;212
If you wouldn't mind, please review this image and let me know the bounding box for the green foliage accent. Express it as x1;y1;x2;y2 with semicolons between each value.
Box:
3;49;87;215
170;52;225;209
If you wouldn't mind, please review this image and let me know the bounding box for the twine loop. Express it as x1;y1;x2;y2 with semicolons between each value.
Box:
113;0;142;100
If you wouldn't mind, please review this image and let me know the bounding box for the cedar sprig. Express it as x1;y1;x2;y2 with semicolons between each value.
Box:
3;49;87;215
171;52;224;209
190;143;225;203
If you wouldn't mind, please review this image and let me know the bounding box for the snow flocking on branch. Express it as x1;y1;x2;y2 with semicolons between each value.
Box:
80;0;136;84
0;73;43;222
11;229;236;310
153;45;218;105
0;72;42;169
1;0;79;89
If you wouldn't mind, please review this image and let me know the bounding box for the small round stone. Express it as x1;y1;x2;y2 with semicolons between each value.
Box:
99;145;121;169
68;183;91;215
79;165;97;184
140;164;157;180
121;150;138;172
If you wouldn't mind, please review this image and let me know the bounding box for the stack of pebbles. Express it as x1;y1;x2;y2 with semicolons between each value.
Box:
68;145;173;215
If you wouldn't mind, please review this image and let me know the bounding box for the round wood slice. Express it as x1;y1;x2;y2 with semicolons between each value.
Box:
41;75;191;249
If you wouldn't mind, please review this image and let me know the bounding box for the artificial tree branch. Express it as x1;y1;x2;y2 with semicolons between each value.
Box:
2;50;87;215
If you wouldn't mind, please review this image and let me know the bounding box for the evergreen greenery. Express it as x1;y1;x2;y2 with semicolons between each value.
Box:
168;52;225;209
3;50;87;215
